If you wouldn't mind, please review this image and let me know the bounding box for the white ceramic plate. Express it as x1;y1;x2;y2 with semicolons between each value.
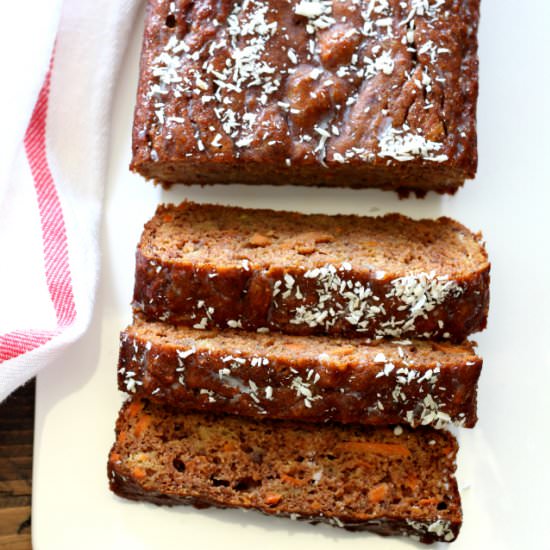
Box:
33;1;550;548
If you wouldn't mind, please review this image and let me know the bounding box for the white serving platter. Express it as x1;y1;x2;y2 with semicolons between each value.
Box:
33;0;550;548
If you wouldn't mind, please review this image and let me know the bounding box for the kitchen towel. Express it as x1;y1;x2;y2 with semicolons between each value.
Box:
0;0;141;400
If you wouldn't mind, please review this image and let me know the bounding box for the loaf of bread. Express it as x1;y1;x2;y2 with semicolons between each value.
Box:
108;399;462;543
133;202;490;341
131;0;479;194
119;317;482;428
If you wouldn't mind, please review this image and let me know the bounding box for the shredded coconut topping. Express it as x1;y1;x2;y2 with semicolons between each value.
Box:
402;0;446;26
385;270;463;331
177;347;196;362
122;369;142;393
294;0;335;33
279;263;462;338
378;124;448;162
406;518;456;542
208;0;280;145
290;375;322;408
289;263;377;331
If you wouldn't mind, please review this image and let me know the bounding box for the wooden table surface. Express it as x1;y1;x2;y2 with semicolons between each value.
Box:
0;380;34;550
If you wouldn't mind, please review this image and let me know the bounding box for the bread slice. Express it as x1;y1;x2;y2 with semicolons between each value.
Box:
108;399;462;544
133;201;489;341
119;317;482;428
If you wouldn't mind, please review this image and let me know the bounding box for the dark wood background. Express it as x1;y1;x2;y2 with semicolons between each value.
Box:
0;380;34;549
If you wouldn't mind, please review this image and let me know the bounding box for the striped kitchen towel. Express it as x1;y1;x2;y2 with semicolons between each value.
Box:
0;0;140;400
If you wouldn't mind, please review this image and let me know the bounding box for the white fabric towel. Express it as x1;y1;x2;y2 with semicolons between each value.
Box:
0;0;141;400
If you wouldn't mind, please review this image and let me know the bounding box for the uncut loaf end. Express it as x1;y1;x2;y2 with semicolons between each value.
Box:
131;0;479;195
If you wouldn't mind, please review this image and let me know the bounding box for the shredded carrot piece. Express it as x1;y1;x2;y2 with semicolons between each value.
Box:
285;343;308;352
404;474;420;490
134;415;152;437
332;347;355;357
368;483;389;503
132;466;147;480
127;401;144;418
264;493;282;505
335;441;411;458
280;473;307;486
309;501;322;512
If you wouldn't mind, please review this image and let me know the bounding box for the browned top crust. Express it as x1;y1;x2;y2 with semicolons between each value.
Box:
131;0;479;191
134;201;490;340
108;399;462;543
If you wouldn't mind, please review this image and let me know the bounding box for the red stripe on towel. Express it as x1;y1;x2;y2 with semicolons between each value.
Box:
0;56;77;363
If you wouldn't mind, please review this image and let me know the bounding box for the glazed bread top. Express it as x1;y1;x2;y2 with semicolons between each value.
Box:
119;318;482;427
132;0;479;175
